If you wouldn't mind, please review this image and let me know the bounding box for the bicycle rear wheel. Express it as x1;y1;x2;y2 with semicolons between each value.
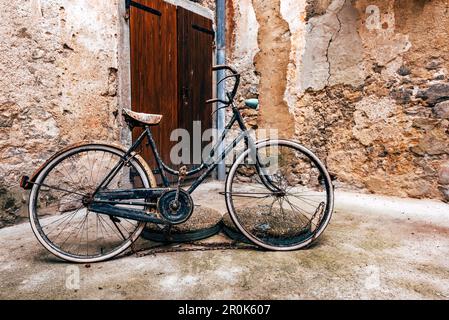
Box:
225;139;334;251
29;143;154;263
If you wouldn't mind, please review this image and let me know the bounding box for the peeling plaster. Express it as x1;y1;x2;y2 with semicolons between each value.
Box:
280;0;308;113
252;0;294;138
236;0;448;201
299;0;365;93
0;0;122;225
230;0;260;75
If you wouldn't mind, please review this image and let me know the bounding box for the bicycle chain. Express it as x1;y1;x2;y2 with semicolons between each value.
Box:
128;241;260;258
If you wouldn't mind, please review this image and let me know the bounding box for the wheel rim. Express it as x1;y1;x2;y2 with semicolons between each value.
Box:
226;140;333;250
29;145;149;262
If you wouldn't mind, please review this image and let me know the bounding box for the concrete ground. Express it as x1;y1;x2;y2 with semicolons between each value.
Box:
1;181;449;300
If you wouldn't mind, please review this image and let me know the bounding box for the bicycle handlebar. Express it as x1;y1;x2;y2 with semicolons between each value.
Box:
206;65;240;105
212;65;238;75
205;98;229;105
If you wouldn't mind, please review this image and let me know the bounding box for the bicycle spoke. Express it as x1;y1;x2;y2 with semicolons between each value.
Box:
226;192;274;198
111;218;127;241
56;208;87;246
36;183;87;198
228;142;332;249
287;193;323;207
284;196;316;228
31;146;148;261
43;207;82;233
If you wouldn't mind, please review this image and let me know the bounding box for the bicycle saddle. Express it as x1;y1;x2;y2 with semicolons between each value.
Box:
122;108;163;127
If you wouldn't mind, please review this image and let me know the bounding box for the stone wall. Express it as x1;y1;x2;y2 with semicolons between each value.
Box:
1;0;448;228
0;0;123;227
227;0;449;201
0;0;214;228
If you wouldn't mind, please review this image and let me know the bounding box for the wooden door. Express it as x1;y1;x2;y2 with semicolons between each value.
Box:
129;0;178;168
129;0;214;180
177;6;214;169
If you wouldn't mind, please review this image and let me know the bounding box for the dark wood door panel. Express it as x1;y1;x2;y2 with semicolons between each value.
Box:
129;0;178;167
177;7;214;168
129;0;213;182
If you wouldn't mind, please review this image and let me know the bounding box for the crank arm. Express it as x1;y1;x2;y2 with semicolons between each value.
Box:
88;203;166;224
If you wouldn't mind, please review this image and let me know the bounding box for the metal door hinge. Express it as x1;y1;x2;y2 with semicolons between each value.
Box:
126;0;162;17
192;24;215;37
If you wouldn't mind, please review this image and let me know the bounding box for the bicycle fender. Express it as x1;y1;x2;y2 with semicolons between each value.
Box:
19;141;157;190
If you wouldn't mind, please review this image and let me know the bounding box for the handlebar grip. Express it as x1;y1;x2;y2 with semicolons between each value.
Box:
212;65;238;75
206;98;229;105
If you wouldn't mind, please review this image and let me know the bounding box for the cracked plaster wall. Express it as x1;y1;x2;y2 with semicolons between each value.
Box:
0;0;214;228
0;0;215;227
2;0;449;227
0;0;123;227
227;0;449;202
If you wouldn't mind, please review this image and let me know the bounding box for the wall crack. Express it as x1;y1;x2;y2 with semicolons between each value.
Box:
325;0;345;86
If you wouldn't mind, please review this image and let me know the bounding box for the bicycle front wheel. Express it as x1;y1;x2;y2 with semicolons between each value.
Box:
225;140;334;251
29;143;154;263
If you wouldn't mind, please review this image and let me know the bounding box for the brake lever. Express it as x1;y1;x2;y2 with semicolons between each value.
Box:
217;74;239;86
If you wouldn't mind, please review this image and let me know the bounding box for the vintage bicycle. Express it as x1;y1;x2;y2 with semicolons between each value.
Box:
20;65;334;263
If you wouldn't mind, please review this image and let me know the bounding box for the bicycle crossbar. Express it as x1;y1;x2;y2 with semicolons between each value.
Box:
94;188;167;201
88;203;165;224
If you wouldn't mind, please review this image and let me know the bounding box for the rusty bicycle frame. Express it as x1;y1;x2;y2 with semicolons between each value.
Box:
84;65;279;225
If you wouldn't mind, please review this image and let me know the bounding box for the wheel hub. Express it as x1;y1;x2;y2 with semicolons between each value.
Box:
82;193;94;206
274;191;286;197
157;190;193;225
169;201;180;211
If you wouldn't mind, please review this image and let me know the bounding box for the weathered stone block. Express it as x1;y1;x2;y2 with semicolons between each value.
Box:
407;181;433;198
426;59;443;71
417;83;449;107
391;87;413;104
0;187;24;228
411;129;449;156
397;65;411;76
0;0;123;229
439;186;449;202
433;101;449;119
0;102;20;128
438;163;449;185
412;118;440;130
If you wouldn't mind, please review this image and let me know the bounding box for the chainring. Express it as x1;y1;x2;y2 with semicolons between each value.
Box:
157;189;194;225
